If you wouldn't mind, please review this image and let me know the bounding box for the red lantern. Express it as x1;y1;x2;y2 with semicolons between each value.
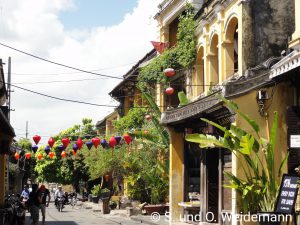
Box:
62;138;70;148
72;150;77;156
61;151;66;158
145;115;152;121
33;135;41;145
123;134;132;145
164;68;175;77
104;174;109;181
48;137;55;148
37;153;43;160
165;87;174;95
49;152;55;159
92;137;101;148
109;137;117;148
14;152;20;160
25;153;31;160
76;138;83;150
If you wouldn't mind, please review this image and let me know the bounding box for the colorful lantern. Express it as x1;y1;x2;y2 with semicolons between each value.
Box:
123;134;132;145
100;139;107;148
144;130;149;134
164;68;175;77
165;87;174;95
72;149;77;156
104;174;110;182
61;137;70;148
48;137;55;148
57;145;65;152
37;153;43;160
32;145;38;153
45;146;50;155
14;152;20;160
76;138;83;150
61;151;66;158
86;141;93;150
49;152;55;159
115;136;122;145
145;115;152;121
109;137;117;148
33;135;41;145
73;144;78;152
92;137;101;148
25;152;31;160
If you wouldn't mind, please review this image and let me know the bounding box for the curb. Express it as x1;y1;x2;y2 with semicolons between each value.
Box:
130;216;162;225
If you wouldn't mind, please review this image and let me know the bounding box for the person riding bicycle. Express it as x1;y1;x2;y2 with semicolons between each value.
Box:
54;186;64;206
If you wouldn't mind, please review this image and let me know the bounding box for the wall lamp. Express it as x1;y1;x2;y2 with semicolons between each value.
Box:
256;89;270;116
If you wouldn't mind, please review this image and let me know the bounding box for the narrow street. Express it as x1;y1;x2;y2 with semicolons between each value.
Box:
24;203;146;225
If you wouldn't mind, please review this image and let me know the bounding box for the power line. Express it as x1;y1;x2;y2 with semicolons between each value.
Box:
0;42;124;80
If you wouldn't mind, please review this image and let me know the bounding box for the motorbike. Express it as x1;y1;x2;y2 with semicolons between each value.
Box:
56;196;65;212
4;195;26;225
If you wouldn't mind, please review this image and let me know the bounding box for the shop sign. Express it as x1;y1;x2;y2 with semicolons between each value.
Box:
290;135;300;148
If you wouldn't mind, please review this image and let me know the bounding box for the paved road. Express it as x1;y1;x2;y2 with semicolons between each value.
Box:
24;203;148;225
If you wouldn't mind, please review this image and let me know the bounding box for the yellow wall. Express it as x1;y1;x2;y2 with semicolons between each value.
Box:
289;0;300;49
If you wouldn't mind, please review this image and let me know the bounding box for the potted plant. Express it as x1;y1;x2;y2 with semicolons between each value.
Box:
185;96;288;224
91;184;101;204
100;188;111;200
109;200;117;210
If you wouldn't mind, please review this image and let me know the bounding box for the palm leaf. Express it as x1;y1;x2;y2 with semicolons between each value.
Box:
185;134;229;149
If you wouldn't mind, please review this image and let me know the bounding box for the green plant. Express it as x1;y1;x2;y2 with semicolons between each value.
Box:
91;184;101;196
100;188;110;194
185;96;288;213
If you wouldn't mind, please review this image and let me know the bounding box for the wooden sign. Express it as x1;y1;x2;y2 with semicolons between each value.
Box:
275;174;299;214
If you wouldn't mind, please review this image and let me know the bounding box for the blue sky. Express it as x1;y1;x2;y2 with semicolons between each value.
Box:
59;0;139;29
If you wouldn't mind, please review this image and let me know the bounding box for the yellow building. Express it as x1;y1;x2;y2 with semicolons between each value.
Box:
0;59;15;207
95;110;119;137
154;0;297;224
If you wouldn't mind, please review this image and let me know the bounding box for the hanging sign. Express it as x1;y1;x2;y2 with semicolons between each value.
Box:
290;135;300;148
275;174;299;214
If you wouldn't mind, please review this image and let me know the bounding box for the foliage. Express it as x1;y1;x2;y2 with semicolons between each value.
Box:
91;184;102;196
138;3;196;92
185;96;288;213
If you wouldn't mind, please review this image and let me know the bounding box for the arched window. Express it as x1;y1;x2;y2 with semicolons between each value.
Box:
194;46;205;97
209;34;219;85
224;17;238;79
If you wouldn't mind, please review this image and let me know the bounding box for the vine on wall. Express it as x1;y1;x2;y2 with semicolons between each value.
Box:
138;4;197;92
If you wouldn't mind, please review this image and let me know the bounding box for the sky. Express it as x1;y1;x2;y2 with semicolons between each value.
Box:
0;0;161;144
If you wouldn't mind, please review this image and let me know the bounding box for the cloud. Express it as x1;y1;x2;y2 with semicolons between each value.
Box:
0;0;160;142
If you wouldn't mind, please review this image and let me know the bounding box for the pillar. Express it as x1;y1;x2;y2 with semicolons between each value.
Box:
168;128;184;224
0;154;6;206
289;0;300;50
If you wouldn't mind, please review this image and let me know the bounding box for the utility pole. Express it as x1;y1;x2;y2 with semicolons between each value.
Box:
7;57;11;122
26;121;28;139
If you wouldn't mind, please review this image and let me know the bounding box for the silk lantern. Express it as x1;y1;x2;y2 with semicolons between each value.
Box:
48;137;55;148
61;137;70;148
92;137;101;148
165;87;174;95
61;151;66;158
164;68;175;77
101;139;107;148
33;135;41;145
45;146;50;155
115;136;122;145
123;134;132;145
25;152;31;160
76;138;83;150
86;141;93;150
73;144;78;152
72;149;77;156
32;145;38;153
49;152;55;159
109;137;117;148
104;174;110;182
37;153;43;160
15;152;20;160
57;145;65;152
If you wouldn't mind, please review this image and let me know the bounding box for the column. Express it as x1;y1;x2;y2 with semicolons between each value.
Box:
289;0;300;50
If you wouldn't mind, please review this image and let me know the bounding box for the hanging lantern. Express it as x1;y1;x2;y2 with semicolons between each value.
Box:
37;153;43;160
14;152;20;160
61;137;70;148
109;137;117;148
31;145;38;153
33;135;41;145
100;139;107;148
72;149;77;156
49;152;55;159
85;141;93;150
123;134;132;145
115;136;122;145
48;137;55;148
57;145;65;152
25;152;31;160
104;174;110;182
61;151;66;158
144;130;149;134
145;115;152;121
76;138;83;150
73;144;78;152
164;68;175;77
45;146;50;155
165;87;174;95
92;137;101;148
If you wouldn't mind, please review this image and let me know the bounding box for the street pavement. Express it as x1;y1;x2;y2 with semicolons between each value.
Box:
24;202;154;225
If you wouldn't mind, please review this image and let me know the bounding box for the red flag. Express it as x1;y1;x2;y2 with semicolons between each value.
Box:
151;41;168;54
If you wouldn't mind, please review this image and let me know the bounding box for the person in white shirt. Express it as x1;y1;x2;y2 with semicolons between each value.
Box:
54;186;64;206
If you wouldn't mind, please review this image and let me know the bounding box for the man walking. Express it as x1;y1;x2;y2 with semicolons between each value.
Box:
28;184;42;225
37;185;51;225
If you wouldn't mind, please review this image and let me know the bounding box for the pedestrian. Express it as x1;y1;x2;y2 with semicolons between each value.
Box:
37;184;51;225
28;184;42;225
21;185;29;200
